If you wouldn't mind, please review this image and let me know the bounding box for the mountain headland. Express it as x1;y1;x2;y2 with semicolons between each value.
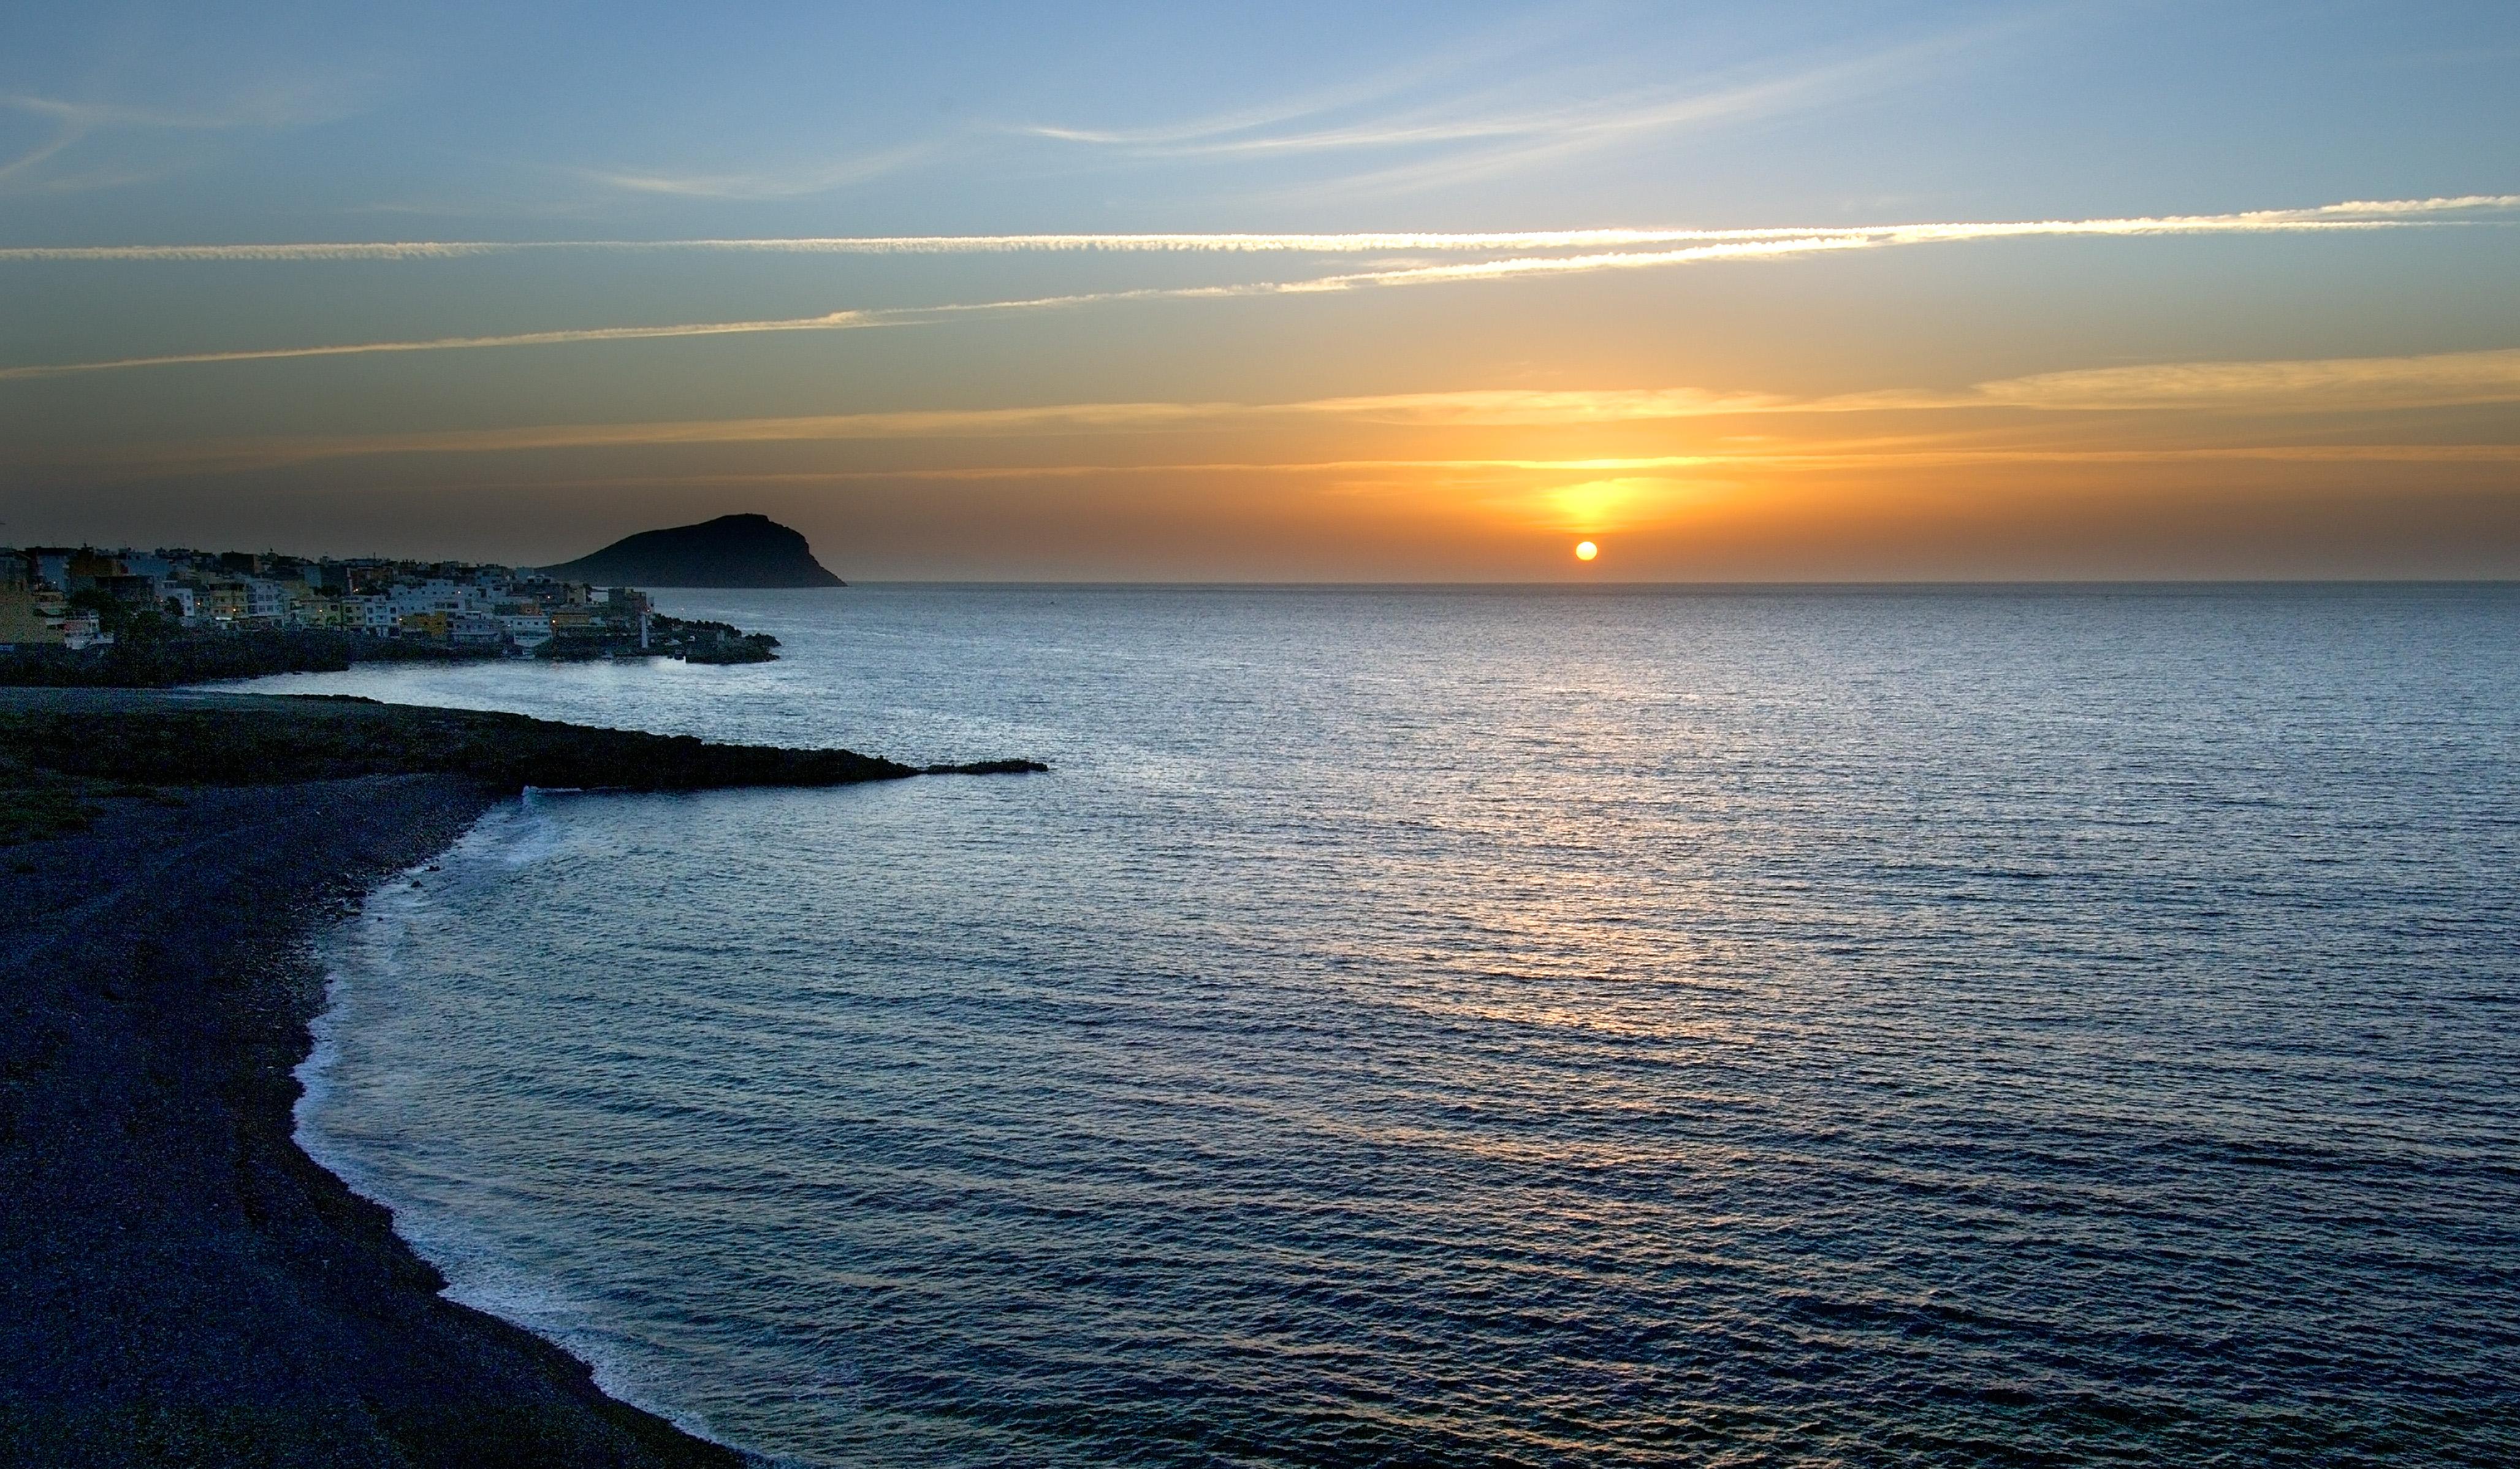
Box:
0;688;1039;1464
538;514;846;589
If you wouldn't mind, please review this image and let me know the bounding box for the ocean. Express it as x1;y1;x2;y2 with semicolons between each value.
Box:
272;585;2519;1467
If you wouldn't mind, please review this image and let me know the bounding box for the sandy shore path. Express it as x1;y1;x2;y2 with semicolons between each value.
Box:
0;771;743;1467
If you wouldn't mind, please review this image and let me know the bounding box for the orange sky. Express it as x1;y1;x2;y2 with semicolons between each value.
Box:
13;291;2515;578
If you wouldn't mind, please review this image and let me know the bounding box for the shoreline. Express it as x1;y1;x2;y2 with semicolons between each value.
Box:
1;774;748;1467
287;803;736;1454
0;689;1040;1465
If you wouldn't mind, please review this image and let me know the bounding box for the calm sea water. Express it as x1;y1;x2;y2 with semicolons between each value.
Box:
273;586;2520;1467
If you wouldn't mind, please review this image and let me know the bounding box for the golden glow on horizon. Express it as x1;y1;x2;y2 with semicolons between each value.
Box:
1575;541;1599;562
1545;476;1692;534
40;347;2520;479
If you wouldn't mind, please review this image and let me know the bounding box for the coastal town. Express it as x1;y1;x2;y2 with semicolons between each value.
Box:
0;544;775;663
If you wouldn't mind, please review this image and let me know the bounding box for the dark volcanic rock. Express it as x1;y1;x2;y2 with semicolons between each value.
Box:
538;513;845;589
0;693;916;793
0;630;488;691
0;689;1050;845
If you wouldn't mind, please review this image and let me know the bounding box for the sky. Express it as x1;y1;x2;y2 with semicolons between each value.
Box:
3;1;2516;579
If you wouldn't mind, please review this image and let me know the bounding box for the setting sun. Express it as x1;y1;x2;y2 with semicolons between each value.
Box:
1575;541;1599;562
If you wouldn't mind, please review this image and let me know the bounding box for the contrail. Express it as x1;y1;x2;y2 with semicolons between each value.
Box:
2;197;2516;381
0;245;1852;381
0;311;878;380
2;194;2511;262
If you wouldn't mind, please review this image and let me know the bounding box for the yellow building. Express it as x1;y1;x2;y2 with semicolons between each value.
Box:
201;581;253;621
396;611;451;642
0;578;65;647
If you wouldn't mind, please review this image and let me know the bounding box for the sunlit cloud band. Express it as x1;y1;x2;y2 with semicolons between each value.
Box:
50;347;2520;476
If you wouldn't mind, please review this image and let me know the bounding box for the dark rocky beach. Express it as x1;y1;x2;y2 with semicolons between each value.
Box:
0;690;1041;1467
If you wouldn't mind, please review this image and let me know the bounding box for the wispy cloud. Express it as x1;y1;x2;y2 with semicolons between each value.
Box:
56;346;2520;475
124;401;1241;469
241;441;2520;503
2;90;341;131
574;140;945;200
0;84;358;194
1021;7;2054;197
1014;9;1568;150
1308;347;2520;419
1927;348;2520;414
0;125;85;186
557;13;1560;208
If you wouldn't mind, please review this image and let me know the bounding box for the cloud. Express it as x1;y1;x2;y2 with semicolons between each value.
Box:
0;240;523;262
1282;389;1790;424
2;90;340;131
0;311;880;382
571;10;1591;208
0;199;2511;383
0;126;86;186
66;400;1247;472
52;346;2520;477
1309;349;2520;422
88;445;2520;505
6;193;2510;264
1012;10;1562;150
1339;347;2520;421
1827;347;2520;414
574;140;945;200
0;84;359;195
4;197;2514;385
1022;7;2053;198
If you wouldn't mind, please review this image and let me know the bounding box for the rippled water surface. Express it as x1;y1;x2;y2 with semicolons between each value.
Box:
277;586;2520;1466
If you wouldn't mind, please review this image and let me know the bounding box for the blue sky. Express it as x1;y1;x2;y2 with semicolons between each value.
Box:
4;2;2516;576
9;2;2516;236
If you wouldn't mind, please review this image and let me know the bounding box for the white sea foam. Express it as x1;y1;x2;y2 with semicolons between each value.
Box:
292;803;733;1451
